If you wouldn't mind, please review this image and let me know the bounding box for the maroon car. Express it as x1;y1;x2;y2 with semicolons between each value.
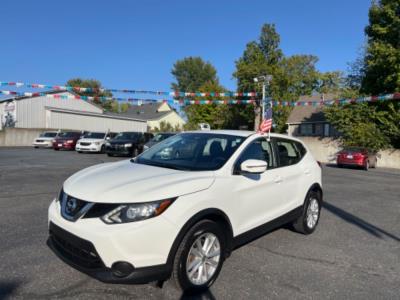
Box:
52;131;82;151
336;147;377;170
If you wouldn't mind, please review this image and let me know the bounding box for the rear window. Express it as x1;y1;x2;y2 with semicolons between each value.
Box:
275;138;306;167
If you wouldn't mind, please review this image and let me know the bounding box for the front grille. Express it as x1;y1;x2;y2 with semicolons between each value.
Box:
60;191;93;221
80;142;91;146
49;222;103;269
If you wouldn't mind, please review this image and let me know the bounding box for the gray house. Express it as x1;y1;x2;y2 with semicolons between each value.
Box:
286;93;339;137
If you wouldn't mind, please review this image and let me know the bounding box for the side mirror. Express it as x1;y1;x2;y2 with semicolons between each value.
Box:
240;159;268;174
106;137;110;140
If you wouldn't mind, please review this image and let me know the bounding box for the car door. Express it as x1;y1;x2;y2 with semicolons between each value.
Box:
230;137;287;234
272;138;305;210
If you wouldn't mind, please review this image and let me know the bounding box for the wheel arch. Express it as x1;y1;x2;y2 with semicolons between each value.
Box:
308;183;323;202
166;208;234;268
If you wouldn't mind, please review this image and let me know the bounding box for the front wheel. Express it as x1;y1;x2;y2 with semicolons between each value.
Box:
172;220;226;293
292;190;322;234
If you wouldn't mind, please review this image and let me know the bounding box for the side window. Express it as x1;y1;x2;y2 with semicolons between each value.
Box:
275;139;303;167
235;138;275;173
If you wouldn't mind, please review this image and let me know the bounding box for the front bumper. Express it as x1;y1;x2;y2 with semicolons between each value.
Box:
33;141;53;147
53;142;75;150
47;199;177;283
76;144;102;152
47;222;171;283
105;146;132;156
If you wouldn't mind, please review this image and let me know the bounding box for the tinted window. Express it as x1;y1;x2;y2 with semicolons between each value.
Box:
275;139;303;167
58;132;80;138
136;133;246;171
114;132;140;140
235;138;275;172
83;132;106;139
40;132;57;137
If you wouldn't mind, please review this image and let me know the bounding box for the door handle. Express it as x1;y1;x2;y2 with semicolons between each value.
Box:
274;176;283;183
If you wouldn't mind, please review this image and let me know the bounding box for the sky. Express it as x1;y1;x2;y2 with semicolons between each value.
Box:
0;0;371;97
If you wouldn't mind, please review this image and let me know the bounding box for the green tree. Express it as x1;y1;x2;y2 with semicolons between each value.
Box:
361;0;400;94
151;121;182;132
234;24;321;132
66;78;120;112
171;57;230;129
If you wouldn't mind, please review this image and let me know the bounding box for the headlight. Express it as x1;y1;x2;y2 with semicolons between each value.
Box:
94;142;100;145
101;199;175;224
124;143;132;147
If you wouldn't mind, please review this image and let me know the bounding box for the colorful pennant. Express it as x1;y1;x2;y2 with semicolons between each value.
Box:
0;81;257;97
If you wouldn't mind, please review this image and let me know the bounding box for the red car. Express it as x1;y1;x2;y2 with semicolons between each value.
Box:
52;131;82;151
336;147;377;170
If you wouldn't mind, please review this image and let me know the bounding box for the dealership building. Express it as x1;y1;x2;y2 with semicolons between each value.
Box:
0;90;147;146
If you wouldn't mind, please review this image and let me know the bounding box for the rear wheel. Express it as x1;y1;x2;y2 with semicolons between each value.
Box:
292;190;321;234
364;160;369;171
172;220;225;293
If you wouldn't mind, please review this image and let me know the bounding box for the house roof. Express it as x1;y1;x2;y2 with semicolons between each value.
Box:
111;102;173;121
286;93;339;124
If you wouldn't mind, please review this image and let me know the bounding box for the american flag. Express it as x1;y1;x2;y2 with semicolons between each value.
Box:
259;107;273;133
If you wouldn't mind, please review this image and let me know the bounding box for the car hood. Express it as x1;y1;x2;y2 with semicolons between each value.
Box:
36;137;54;141
63;160;215;203
108;139;134;144
79;138;104;143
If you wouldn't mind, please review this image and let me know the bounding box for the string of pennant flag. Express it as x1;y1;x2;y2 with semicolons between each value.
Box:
1;89;399;106
0;81;257;98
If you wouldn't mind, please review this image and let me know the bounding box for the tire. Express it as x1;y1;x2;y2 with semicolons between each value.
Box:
54;148;59;151
100;145;105;154
172;220;226;293
77;151;82;153
34;146;39;149
337;164;343;168
364;160;369;171
292;190;322;235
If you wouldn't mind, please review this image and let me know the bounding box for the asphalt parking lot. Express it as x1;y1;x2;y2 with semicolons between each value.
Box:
0;148;399;299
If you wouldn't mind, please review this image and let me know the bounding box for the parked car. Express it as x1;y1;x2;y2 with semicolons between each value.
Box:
52;131;82;151
143;132;176;151
336;147;377;170
47;130;322;293
33;131;59;148
76;132;117;153
105;132;153;157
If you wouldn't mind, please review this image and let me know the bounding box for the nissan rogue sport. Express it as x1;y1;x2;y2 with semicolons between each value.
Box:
47;130;322;293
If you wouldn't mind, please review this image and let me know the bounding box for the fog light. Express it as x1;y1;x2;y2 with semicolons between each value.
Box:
111;261;135;278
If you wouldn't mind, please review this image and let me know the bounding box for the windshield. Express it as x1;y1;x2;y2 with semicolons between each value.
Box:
40;132;57;137
83;132;105;139
114;132;140;140
152;133;174;142
58;132;79;138
135;133;246;171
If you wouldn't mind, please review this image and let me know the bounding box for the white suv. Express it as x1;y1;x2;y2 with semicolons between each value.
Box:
48;130;322;293
33;131;58;148
76;132;116;153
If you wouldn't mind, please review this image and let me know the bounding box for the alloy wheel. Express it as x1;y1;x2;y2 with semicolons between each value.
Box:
306;198;319;229
186;233;221;285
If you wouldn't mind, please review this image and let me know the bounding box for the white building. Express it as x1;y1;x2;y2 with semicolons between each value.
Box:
0;90;147;146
